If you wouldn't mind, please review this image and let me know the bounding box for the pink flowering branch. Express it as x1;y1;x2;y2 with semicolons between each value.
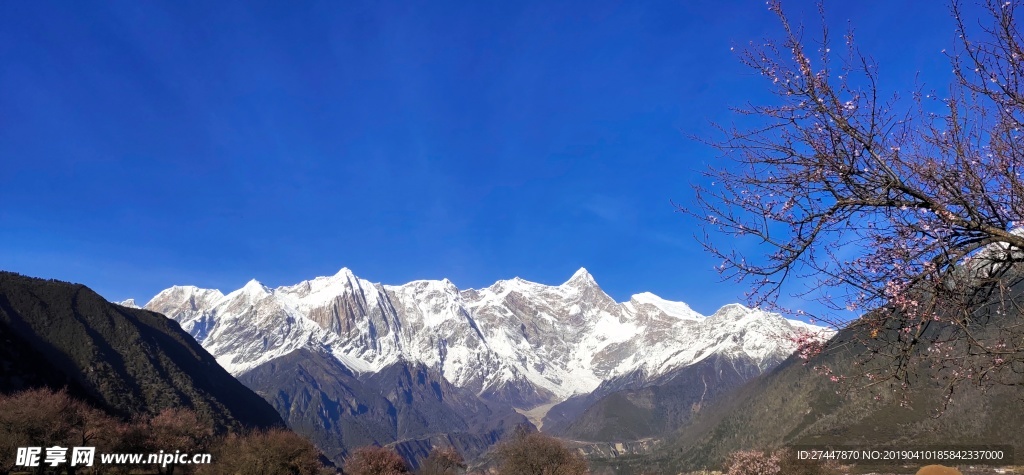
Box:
686;0;1024;408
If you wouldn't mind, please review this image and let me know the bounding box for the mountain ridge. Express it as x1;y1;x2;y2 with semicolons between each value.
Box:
140;267;833;409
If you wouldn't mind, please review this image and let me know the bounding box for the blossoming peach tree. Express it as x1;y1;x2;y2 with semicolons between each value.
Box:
689;0;1024;409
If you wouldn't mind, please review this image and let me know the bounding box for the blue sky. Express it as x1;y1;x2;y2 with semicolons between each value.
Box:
0;1;966;317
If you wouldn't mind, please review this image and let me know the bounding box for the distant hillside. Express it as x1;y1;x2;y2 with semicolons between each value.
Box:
0;271;283;432
549;353;775;442
600;322;1024;473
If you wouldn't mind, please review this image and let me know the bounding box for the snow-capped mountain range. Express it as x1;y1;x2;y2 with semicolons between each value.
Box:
138;267;831;407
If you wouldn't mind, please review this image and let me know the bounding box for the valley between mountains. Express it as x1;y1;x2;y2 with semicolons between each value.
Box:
129;267;832;467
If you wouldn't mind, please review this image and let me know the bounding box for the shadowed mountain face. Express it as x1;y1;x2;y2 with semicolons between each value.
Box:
545;353;776;442
237;350;527;467
0;271;283;432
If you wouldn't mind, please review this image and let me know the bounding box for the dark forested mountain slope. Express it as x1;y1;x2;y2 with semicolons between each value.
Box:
0;271;282;432
238;349;528;468
549;353;777;442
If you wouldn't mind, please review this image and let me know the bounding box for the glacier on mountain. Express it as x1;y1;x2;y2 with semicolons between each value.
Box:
143;267;832;407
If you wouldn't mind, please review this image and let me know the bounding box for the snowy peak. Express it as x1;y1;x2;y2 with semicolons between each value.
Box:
241;278;269;294
276;267;372;307
716;302;752;313
323;267;362;288
145;285;224;312
147;284;216;301
708;303;755;321
218;279;271;306
118;298;140;309
333;267;356;279
563;267;597;287
705;303;827;335
705;303;792;335
627;292;703;321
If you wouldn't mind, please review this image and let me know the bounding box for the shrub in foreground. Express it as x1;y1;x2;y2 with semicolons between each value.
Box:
494;429;588;475
343;445;411;475
724;449;842;475
723;450;780;475
420;446;465;475
775;449;843;475
199;428;327;475
0;388;120;474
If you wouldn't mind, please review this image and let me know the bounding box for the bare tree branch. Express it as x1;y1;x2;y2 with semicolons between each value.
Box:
688;0;1024;407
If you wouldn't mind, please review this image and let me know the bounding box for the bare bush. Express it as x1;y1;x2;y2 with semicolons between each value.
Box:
0;389;328;475
0;388;119;474
148;408;215;475
723;448;844;475
419;446;465;475
723;450;780;475
343;445;411;475
494;429;588;475
199;428;328;475
775;449;843;475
